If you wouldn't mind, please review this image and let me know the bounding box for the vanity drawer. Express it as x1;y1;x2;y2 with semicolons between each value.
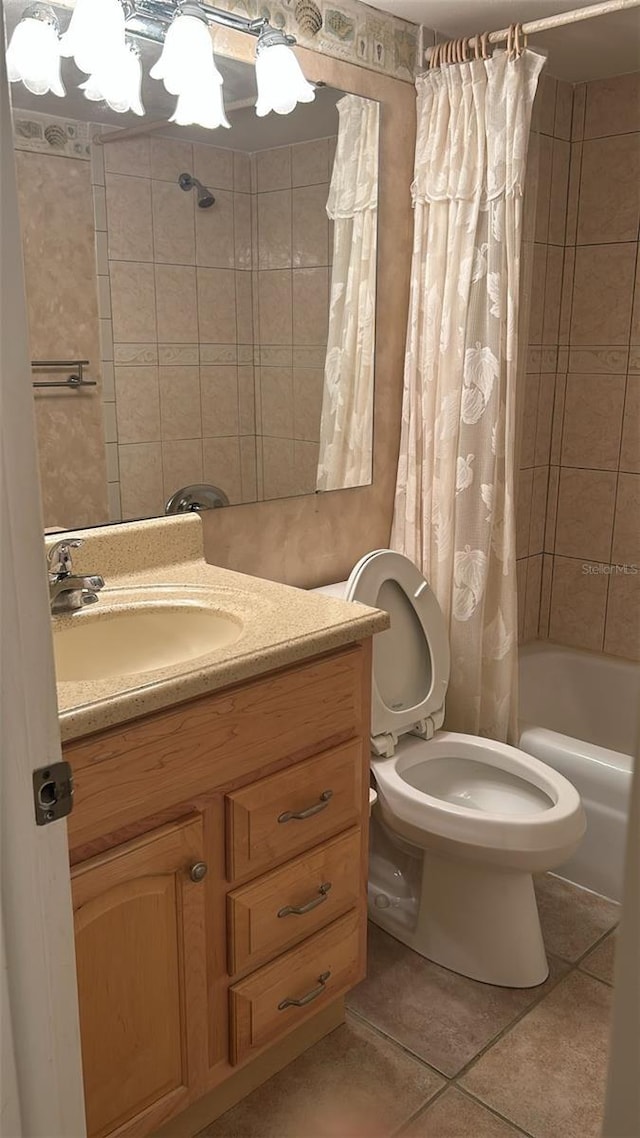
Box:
227;828;362;975
225;739;364;881
65;644;366;855
229;909;362;1065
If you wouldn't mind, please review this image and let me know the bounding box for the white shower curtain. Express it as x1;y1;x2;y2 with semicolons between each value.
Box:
316;95;379;491
391;50;544;743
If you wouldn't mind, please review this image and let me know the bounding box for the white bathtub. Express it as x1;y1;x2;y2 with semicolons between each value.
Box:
519;642;639;902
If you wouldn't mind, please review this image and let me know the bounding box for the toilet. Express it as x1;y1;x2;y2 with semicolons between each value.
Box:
316;549;585;988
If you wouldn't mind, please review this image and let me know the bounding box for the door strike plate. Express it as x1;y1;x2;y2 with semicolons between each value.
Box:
33;761;74;825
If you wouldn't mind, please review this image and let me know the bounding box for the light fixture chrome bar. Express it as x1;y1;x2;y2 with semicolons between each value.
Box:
126;0;269;40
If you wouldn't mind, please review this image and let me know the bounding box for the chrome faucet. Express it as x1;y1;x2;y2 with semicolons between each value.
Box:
47;539;105;614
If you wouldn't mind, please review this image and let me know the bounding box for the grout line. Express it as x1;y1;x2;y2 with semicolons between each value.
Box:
450;958;572;1085
574;922;619;968
346;1005;451;1082
391;1080;451;1136
453;1086;538;1138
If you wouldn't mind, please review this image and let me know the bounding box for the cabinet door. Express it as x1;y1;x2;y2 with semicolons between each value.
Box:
72;817;208;1138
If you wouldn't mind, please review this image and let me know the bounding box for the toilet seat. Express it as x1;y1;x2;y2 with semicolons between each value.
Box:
346;550;450;756
372;732;584;860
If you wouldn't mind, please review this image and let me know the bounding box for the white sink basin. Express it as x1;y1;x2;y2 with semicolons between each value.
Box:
53;598;243;683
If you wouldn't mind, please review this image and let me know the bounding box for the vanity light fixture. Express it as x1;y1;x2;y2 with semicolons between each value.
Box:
7;0;315;127
255;24;315;117
6;3;65;97
59;0;126;77
149;4;229;128
80;37;144;115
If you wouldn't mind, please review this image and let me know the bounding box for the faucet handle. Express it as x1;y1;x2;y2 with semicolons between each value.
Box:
47;538;82;578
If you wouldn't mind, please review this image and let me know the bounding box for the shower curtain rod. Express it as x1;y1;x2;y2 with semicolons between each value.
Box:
425;0;640;60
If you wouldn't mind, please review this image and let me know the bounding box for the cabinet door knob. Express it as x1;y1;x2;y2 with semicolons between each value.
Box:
189;861;208;882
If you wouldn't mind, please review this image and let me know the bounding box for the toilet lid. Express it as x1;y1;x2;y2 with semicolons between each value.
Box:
346;550;450;754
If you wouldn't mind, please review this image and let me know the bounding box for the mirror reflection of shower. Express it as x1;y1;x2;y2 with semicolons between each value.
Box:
178;172;215;208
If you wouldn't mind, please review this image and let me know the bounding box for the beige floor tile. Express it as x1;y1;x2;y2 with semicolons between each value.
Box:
579;931;617;985
405;1087;527;1137
534;874;619;962
199;1016;443;1138
460;972;612;1138
346;924;568;1078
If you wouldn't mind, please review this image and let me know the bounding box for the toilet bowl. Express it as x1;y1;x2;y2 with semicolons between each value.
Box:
315;549;585;988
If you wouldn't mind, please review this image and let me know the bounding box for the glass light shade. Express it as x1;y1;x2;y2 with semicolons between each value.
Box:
150;12;209;96
7;11;64;97
151;9;230;129
59;0;126;76
80;41;144;115
255;40;315;117
170;73;230;129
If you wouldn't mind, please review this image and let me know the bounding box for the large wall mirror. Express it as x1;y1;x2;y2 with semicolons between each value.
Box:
5;6;379;530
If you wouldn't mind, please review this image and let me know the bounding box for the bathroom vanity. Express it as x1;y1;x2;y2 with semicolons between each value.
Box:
54;517;386;1138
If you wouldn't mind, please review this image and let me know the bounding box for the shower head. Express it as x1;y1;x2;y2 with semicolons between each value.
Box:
178;172;215;209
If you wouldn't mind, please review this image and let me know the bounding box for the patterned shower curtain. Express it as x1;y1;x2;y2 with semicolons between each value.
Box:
316;94;379;491
391;50;544;742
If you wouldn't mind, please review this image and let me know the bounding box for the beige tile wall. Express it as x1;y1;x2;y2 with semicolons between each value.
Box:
97;130;336;518
519;71;640;663
518;73;573;645
94;132;256;519
199;42;415;588
254;137;335;500
15;149;109;530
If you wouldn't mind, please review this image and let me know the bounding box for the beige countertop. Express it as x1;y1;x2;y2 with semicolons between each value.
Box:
49;515;388;743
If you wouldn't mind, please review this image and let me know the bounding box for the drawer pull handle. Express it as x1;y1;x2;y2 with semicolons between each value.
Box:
278;971;331;1011
278;882;332;918
189;861;208;883
278;790;333;824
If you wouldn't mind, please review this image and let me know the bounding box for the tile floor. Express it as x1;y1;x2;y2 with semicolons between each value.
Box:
200;874;619;1138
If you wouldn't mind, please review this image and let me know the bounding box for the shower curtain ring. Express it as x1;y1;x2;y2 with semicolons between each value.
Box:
461;36;470;62
430;41;441;69
507;23;514;60
480;30;490;60
515;23;527;55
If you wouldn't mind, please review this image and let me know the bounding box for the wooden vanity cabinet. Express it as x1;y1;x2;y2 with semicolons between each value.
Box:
71;817;208;1138
64;642;371;1138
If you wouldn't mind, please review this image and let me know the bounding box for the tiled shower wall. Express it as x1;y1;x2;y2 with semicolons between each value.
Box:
93;132;257;520
253;139;335;500
94;131;336;519
518;71;640;662
517;73;573;642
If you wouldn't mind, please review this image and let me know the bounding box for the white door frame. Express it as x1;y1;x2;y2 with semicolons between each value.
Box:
0;10;86;1134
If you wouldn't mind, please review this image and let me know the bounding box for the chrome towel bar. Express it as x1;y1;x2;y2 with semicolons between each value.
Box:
32;359;96;389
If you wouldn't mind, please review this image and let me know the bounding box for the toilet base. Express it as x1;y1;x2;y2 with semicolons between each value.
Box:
370;848;549;988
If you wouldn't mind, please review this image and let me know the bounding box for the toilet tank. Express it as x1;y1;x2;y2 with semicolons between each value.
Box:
313;582;349;599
